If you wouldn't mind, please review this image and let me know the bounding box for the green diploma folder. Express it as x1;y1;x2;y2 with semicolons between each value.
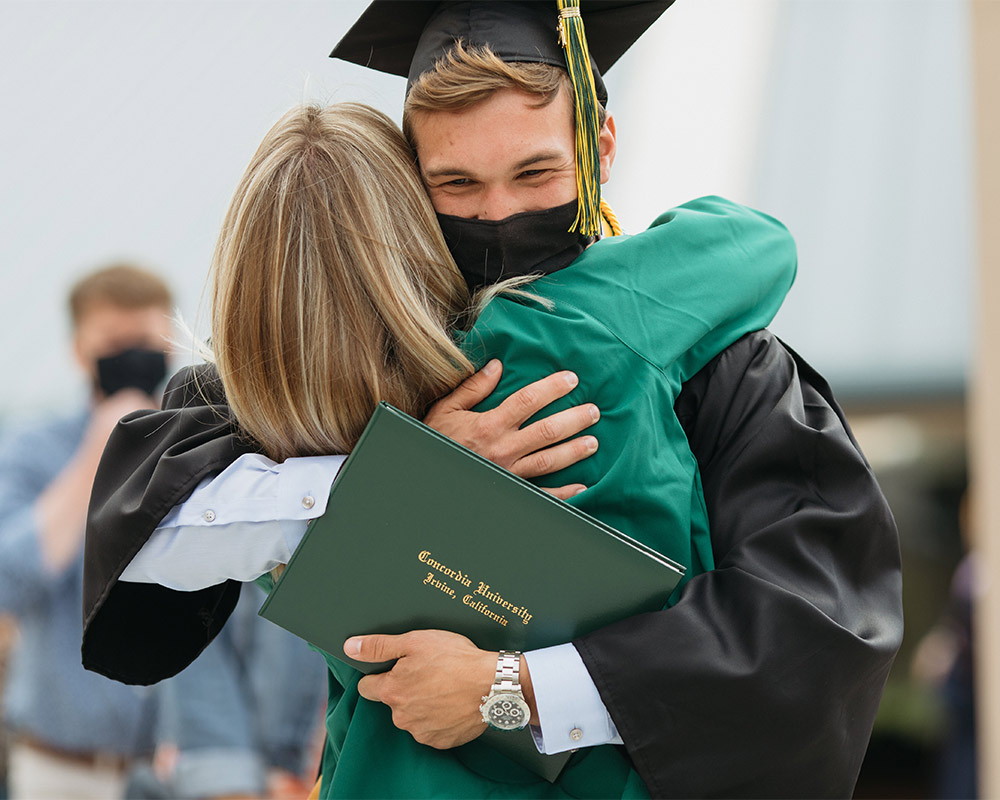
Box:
258;403;684;781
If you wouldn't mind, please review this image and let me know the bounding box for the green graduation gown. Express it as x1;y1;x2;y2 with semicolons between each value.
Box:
308;195;797;798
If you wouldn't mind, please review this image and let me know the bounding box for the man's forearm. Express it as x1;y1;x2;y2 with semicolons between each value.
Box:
35;447;104;572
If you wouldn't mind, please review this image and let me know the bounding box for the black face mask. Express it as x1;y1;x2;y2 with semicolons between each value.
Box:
436;200;594;294
95;347;167;397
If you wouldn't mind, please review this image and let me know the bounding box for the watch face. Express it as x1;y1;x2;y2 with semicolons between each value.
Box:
481;692;530;731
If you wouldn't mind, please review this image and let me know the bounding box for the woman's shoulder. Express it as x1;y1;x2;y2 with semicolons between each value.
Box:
162;363;227;410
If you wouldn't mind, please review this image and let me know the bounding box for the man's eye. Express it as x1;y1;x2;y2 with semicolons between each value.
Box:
519;170;544;179
446;178;471;187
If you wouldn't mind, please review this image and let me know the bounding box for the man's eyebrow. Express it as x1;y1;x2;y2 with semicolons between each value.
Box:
421;150;565;180
421;165;471;180
511;150;564;171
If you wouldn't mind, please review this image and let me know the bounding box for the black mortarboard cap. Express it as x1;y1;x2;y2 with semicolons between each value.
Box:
331;1;673;106
331;1;674;235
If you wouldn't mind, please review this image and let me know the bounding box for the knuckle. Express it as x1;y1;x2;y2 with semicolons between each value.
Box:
397;631;418;654
537;418;559;443
380;685;400;708
514;386;538;411
474;418;496;442
365;638;384;661
491;445;514;468
413;731;438;748
467;369;486;387
390;708;409;730
530;450;552;475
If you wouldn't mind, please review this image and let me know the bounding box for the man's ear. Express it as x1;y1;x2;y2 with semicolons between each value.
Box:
598;112;617;185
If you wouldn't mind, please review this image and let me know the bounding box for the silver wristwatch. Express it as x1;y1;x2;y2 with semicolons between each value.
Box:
479;650;531;731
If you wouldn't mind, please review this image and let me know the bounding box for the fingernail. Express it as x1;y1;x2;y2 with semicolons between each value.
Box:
589;405;600;421
584;436;598;452
564;372;578;387
344;637;363;657
484;359;500;376
574;485;588;496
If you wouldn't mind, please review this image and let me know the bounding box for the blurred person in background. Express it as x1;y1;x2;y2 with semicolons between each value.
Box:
912;489;978;799
0;613;16;798
133;583;328;800
0;263;171;799
0;262;328;800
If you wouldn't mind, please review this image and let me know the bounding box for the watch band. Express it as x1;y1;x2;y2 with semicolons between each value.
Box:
493;650;522;691
480;650;530;730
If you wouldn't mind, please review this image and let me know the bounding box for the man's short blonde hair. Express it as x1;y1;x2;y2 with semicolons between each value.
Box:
402;42;606;147
68;263;172;328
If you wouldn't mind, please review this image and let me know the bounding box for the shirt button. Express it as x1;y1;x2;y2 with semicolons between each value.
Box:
570;728;583;742
203;509;216;523
301;495;316;510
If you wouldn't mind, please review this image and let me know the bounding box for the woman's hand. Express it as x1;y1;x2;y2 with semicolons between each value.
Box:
423;360;599;500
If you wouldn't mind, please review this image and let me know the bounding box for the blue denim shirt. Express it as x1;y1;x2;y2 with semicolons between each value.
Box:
154;582;327;797
0;409;156;754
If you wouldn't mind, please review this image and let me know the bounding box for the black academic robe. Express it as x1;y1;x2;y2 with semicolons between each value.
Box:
81;331;902;798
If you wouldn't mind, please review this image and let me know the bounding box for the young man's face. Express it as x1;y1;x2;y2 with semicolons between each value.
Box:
411;86;615;221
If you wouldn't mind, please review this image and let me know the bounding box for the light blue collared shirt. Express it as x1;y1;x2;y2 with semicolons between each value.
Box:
121;452;623;754
0;410;156;755
154;582;327;797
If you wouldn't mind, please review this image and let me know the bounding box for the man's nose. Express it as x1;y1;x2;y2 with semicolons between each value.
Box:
477;187;519;221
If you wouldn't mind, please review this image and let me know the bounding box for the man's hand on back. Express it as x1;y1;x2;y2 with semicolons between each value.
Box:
423;360;599;500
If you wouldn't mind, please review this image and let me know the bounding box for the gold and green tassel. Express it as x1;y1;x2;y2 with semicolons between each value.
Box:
557;0;602;237
600;198;623;236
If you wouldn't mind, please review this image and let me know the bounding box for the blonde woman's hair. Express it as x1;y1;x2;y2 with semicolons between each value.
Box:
210;103;474;462
402;41;607;148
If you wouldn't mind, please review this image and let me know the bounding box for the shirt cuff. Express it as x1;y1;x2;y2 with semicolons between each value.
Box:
524;643;623;754
157;452;346;529
119;453;346;589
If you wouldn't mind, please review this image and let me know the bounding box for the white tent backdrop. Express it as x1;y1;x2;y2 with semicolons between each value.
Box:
751;0;974;396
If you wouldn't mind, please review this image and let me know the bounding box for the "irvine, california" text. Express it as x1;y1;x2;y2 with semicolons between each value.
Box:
418;550;533;627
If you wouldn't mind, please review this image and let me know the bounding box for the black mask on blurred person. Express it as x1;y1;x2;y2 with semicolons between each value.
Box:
436;200;594;294
95;347;167;397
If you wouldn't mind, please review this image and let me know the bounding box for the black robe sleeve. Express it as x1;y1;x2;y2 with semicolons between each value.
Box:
82;365;261;684
573;330;903;798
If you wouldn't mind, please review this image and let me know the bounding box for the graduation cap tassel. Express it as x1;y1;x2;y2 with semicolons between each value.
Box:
600;198;623;236
557;0;603;237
